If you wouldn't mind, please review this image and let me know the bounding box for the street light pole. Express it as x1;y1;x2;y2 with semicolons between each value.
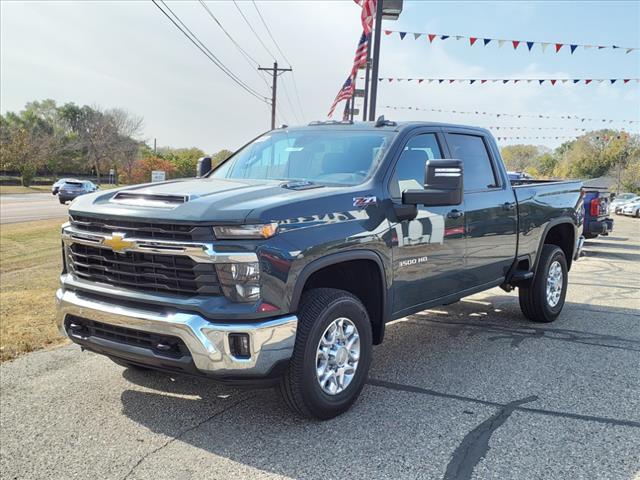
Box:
367;0;384;121
258;61;293;130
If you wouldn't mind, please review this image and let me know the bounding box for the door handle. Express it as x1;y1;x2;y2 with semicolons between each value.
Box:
503;202;516;211
447;209;464;219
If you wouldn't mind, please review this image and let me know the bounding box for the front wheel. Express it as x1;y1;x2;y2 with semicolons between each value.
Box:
279;288;372;420
518;245;568;323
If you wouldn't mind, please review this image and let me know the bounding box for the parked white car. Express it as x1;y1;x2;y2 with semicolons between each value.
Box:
621;200;640;217
612;194;640;214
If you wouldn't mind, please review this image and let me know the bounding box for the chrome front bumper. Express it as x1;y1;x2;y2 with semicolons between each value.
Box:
56;289;297;378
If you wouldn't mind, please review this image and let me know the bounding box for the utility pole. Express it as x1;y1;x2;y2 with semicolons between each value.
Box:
367;0;384;121
258;61;293;129
362;40;372;121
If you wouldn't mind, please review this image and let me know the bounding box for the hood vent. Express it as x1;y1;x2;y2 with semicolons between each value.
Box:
281;181;323;191
110;192;190;208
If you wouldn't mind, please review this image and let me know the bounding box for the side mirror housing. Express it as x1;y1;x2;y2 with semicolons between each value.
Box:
402;159;463;206
197;157;212;178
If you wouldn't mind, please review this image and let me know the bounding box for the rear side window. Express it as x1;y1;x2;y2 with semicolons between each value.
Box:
389;133;442;198
447;134;498;191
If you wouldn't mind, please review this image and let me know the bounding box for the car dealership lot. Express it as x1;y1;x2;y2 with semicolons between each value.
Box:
1;216;638;480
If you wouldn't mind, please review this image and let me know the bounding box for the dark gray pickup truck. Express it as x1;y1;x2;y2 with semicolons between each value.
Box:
57;119;584;419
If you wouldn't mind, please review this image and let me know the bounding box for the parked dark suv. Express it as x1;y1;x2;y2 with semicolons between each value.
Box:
58;180;98;204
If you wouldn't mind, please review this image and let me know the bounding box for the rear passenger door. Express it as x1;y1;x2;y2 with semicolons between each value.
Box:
443;130;517;288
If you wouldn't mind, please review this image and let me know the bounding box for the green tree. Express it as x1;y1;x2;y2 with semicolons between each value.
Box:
500;144;541;172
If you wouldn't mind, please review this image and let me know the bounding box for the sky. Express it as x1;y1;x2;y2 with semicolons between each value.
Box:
1;0;639;153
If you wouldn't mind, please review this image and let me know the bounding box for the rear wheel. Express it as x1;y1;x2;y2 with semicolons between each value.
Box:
519;245;568;323
279;288;372;420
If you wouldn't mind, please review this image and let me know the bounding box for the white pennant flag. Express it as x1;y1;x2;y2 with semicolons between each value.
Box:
562;79;569;83
414;33;421;40
584;45;593;50
540;42;549;53
527;79;534;83
497;39;506;48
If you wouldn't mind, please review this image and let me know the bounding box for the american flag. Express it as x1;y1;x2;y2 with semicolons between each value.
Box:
352;31;370;75
354;0;376;35
327;76;354;117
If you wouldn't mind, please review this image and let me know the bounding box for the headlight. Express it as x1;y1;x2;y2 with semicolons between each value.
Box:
213;223;278;239
216;262;261;302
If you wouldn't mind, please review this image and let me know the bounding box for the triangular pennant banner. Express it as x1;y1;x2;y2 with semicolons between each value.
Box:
438;79;445;83
428;34;437;43
626;48;635;54
470;79;476;84
527;41;534;51
555;43;563;52
512;40;520;50
414;33;421;40
573;79;580;83
481;79;488;84
384;30;392;36
469;37;478;46
399;32;407;40
541;42;549;52
550;79;556;85
624;79;630;84
498;39;506;48
610;79;617;84
539;79;545;84
570;44;578;54
483;38;491;46
441;35;450;40
418;79;424;83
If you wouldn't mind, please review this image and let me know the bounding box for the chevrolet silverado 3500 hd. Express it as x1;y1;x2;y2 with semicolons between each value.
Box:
56;119;584;419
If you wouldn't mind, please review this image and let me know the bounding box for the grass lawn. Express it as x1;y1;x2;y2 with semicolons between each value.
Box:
0;218;68;361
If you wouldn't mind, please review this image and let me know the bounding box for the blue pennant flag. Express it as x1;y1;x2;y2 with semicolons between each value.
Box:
573;79;580;83
570;44;578;54
399;32;407;40
438;79;445;83
440;35;450;40
470;79;476;84
610;79;617;84
503;80;509;84
483;38;491;46
539;80;545;84
527;41;534;51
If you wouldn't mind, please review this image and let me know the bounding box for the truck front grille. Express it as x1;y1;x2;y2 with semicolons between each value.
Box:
67;243;222;296
69;215;213;242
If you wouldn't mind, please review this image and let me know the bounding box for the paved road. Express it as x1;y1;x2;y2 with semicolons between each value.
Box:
1;216;639;480
0;193;68;224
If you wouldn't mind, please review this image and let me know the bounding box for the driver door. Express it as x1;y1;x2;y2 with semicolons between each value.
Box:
389;131;466;316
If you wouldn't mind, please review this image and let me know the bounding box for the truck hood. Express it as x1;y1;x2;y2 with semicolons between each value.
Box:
69;177;357;224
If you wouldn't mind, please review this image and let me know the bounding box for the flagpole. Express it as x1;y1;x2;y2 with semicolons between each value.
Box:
367;0;384;121
362;34;372;121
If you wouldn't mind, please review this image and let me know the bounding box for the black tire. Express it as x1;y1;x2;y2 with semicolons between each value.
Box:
518;245;568;323
279;288;372;420
59;198;66;205
583;233;597;240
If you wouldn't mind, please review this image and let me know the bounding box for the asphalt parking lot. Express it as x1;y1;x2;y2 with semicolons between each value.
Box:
0;193;69;224
1;216;638;480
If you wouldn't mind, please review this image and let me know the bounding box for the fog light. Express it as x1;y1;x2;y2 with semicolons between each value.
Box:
229;333;251;359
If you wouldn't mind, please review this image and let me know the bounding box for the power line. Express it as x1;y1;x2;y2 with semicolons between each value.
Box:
152;0;268;104
250;1;305;121
279;75;301;124
232;0;277;61
251;0;290;65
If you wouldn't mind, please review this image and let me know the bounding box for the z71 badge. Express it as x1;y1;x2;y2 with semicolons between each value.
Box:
353;196;377;208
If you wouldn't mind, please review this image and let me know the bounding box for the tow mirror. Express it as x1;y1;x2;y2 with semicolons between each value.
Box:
197;157;212;178
402;159;463;206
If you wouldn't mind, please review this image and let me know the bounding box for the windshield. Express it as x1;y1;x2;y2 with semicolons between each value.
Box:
211;130;394;186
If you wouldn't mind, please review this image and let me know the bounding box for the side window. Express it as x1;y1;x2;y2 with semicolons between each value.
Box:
390;133;442;198
447;134;498;191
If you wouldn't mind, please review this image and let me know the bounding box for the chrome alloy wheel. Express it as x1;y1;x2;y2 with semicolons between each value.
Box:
546;260;563;307
315;317;360;395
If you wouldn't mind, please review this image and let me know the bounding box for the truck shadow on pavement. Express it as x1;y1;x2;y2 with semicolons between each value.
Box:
118;295;640;479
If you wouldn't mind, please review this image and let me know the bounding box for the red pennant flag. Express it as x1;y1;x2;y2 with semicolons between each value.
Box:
555;43;563;52
512;40;520;50
469;37;478;46
384;30;392;36
428;34;436;43
624;79;630;84
550;79;557;85
585;79;592;84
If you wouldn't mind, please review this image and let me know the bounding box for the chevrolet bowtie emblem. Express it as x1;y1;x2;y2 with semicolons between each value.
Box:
102;233;136;253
